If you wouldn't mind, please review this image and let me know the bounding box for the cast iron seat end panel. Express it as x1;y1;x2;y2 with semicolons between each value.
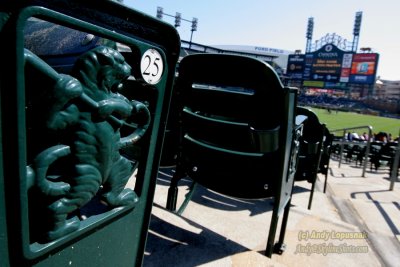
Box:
1;1;180;266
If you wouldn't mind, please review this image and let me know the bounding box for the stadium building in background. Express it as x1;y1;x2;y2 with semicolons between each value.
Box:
162;10;397;103
212;45;292;74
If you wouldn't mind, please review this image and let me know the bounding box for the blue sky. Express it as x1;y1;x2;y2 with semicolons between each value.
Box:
125;0;400;80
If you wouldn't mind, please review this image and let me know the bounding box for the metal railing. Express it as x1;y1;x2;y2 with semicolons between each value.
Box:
389;129;400;191
331;125;373;177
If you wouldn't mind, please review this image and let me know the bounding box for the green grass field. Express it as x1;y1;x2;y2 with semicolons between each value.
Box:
305;107;400;137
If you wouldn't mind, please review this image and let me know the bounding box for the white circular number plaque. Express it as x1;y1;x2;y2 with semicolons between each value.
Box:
140;49;164;84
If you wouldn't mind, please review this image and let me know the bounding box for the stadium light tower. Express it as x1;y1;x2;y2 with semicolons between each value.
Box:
305;17;314;53
174;12;181;28
156;7;199;46
352;11;362;52
156;7;163;19
189;17;198;49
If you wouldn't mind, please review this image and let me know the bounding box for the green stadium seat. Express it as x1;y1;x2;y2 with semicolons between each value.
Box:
164;53;303;257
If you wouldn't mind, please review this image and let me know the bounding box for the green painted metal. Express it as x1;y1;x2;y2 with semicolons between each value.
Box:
0;1;180;266
319;129;334;193
294;107;325;210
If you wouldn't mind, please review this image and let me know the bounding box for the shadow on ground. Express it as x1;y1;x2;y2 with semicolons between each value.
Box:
144;203;253;267
157;166;310;216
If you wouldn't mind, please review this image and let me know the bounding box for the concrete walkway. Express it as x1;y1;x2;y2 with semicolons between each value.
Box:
143;158;400;267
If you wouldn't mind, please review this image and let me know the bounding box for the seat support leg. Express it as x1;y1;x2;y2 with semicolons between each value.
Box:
274;197;292;255
166;171;181;211
323;172;328;193
265;205;280;258
308;178;316;210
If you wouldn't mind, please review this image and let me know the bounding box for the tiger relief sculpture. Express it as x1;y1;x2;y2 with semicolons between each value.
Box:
25;46;151;241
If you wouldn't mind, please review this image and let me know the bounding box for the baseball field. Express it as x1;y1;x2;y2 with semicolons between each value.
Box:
306;107;400;137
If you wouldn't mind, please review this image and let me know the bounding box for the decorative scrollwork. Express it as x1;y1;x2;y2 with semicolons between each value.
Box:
312;33;350;51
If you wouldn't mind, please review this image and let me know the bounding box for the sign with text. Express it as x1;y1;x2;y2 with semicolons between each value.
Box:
349;53;379;84
286;54;305;80
286;44;379;88
310;44;344;83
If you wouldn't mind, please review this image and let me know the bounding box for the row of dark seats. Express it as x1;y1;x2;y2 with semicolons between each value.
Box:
3;2;336;265
158;53;334;256
331;141;399;173
12;4;333;262
298;94;369;110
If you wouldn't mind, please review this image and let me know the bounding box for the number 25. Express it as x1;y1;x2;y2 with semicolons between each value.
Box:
143;55;160;77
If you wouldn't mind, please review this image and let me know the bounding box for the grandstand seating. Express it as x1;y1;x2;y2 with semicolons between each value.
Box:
164;53;302;257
